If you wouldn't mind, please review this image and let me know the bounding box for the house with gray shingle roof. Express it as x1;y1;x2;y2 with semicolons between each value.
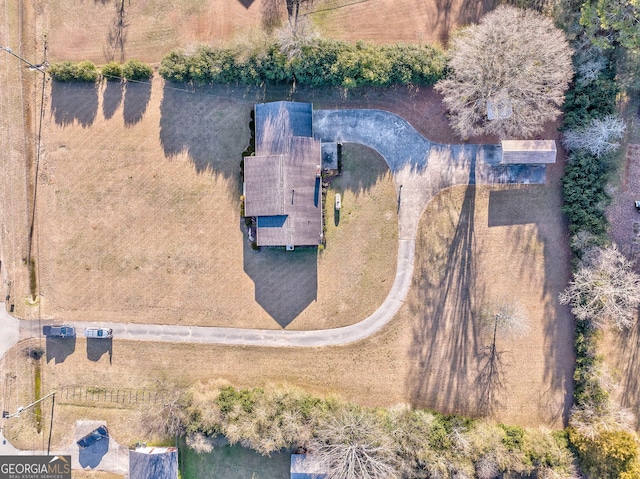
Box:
244;101;323;249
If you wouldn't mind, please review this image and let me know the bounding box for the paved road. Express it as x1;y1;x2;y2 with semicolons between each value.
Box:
0;109;550;352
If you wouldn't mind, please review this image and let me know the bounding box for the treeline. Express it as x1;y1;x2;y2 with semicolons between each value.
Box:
158;40;446;88
147;385;576;479
48;59;153;82
559;43;640;478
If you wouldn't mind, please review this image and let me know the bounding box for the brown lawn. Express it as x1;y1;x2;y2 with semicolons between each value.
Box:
2;170;574;450
42;0;498;65
308;0;496;47
33;78;398;329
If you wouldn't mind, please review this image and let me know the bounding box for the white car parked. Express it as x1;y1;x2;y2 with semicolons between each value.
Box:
84;327;113;339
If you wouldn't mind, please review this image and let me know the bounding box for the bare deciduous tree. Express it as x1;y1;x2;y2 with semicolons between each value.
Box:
570;402;636;440
275;15;318;60
560;244;640;330
435;6;573;139
309;409;400;479
186;432;215;454
140;388;188;439
562;115;626;158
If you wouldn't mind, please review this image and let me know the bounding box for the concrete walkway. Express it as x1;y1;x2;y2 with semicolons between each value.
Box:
0;109;550;352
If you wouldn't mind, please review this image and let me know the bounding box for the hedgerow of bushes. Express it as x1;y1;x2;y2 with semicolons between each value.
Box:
561;67;618;242
172;385;576;478
48;59;153;82
48;60;100;82
159;39;446;87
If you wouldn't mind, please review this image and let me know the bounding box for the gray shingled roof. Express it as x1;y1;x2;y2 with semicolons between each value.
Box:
245;102;322;247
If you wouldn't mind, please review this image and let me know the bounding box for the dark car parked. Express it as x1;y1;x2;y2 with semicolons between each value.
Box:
77;426;109;449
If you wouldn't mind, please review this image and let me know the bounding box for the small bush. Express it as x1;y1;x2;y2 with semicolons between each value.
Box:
122;59;153;81
101;61;123;81
569;428;640;479
48;60;99;82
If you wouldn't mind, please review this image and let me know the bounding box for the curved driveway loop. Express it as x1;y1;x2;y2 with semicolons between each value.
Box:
3;109;549;351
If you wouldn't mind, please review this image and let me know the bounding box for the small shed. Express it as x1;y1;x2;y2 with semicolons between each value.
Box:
290;454;327;479
129;446;178;479
486;95;513;120
500;140;557;164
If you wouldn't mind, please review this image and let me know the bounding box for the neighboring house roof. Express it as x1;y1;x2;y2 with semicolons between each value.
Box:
245;102;323;247
290;454;327;479
129;447;178;479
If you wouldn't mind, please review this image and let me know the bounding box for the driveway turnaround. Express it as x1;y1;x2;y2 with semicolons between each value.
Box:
2;109;551;351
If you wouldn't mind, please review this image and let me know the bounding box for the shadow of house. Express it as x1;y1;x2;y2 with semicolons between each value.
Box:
237;0;255;6
123;81;152;126
86;338;113;363
130;447;178;479
45;337;76;364
243;240;317;328
103;81;123;120
51;82;98;127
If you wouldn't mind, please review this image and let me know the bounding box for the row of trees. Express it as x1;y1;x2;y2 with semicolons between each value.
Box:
143;384;576;479
48;59;153;82
158;38;446;88
556;9;640;474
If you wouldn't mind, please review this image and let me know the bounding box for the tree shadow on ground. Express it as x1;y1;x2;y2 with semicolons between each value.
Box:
487;166;574;426
51;82;98;127
86;338;113;364
104;0;128;62
159;84;257;199
613;319;640;431
123;81;152;126
45;337;76;364
431;0;497;45
243;236;317;328
407;167;485;415
103;81;123;119
475;335;509;416
488;187;551;227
